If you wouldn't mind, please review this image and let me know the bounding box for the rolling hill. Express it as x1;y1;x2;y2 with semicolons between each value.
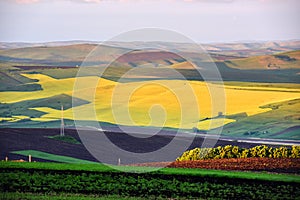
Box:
225;50;300;70
0;41;299;140
0;73;300;134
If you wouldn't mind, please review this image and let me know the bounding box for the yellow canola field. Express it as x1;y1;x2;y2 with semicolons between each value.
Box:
1;74;300;130
0;115;30;122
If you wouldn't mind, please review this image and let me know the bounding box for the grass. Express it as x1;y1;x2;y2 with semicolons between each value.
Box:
47;135;81;144
0;161;299;199
1;161;300;183
222;98;300;138
0;161;111;172
0;66;42;92
158;167;300;183
0;193;149;200
11;150;96;164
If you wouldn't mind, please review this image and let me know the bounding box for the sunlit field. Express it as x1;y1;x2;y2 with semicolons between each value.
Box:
0;73;299;130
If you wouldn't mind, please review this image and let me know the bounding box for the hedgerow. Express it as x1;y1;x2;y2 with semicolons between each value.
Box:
176;145;300;161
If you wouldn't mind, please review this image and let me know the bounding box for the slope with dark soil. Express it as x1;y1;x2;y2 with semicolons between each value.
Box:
0;128;266;164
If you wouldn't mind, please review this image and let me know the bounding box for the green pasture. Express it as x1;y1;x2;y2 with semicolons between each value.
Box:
11;150;96;164
0;162;299;199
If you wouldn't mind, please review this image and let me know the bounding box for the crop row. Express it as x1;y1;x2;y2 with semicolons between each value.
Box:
176;145;300;161
1;168;299;199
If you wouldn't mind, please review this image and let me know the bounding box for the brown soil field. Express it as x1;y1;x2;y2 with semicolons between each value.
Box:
131;158;300;174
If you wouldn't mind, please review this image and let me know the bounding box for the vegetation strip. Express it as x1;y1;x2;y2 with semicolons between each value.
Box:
0;162;299;199
176;145;300;160
1;162;300;182
11;150;96;164
0;192;148;200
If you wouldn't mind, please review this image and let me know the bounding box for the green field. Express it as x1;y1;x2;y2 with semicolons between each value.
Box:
0;193;148;200
11;150;96;164
47;135;81;144
222;98;300;139
2;161;300;182
0;162;299;199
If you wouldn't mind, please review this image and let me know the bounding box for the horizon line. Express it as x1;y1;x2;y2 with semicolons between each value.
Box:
1;38;300;45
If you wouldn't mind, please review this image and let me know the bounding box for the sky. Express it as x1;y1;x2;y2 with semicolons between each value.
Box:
0;0;299;43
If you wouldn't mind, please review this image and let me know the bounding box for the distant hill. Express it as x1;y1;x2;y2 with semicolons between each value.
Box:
0;40;299;92
0;40;97;49
1;41;299;68
206;40;300;51
0;44;111;64
1;40;300;54
225;50;300;70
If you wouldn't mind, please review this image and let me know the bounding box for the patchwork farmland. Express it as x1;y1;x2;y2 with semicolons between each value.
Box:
0;40;300;199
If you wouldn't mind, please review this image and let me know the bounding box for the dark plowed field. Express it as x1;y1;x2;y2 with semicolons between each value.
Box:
0;128;286;164
0;128;97;162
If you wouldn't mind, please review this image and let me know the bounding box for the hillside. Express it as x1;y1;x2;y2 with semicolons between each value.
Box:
1;40;300;64
222;98;300;139
0;44;130;65
1;72;300;136
0;41;300;140
225;50;300;70
1;40;299;52
0;44;96;62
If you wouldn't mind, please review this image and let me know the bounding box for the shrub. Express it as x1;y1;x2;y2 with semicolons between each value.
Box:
176;145;300;161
